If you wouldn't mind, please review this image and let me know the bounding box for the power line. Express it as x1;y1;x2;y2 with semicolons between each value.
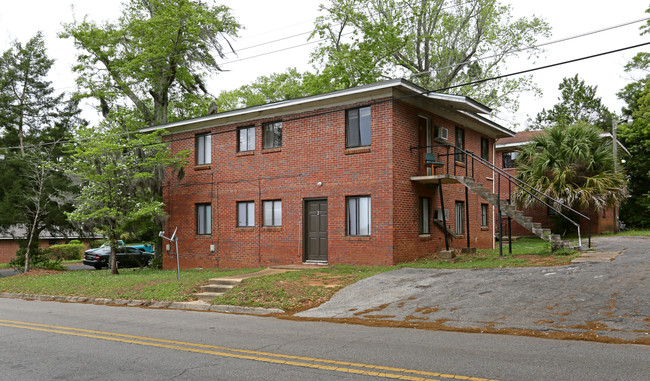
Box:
2;40;647;155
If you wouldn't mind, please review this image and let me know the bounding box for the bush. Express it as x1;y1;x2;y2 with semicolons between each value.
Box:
10;248;64;272
47;243;85;260
68;239;81;245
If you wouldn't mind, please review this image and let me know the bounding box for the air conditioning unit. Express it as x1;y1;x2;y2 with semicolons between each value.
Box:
435;126;448;141
434;209;449;221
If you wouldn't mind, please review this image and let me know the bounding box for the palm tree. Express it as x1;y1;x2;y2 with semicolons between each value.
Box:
513;121;628;211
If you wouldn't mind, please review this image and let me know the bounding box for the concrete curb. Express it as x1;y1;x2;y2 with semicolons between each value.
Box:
0;292;284;315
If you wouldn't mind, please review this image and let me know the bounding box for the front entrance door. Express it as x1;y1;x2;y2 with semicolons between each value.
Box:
304;199;328;262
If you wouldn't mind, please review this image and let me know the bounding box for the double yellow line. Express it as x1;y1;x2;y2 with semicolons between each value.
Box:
0;319;497;381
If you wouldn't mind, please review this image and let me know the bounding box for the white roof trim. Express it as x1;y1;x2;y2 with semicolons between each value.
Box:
496;132;631;155
141;79;498;133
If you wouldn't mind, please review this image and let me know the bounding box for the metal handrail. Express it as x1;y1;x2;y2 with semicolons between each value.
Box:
410;143;591;248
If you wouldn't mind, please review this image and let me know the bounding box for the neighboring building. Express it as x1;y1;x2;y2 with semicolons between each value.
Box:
495;130;630;236
0;226;100;263
143;79;517;269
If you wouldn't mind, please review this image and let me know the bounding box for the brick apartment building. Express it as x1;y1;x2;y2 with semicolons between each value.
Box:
495;130;629;236
143;79;516;269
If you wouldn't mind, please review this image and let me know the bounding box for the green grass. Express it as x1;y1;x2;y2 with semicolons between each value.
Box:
0;268;258;301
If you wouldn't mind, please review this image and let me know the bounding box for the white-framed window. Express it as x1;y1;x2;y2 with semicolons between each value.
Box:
196;203;211;235
263;122;282;149
503;151;518;169
238;126;255;152
420;197;430;234
263;200;282;227
196;133;211;165
347;196;371;236
346;106;371;147
455;201;464;235
237;201;255;227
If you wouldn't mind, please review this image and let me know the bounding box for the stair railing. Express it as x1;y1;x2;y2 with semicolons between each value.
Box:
410;143;591;248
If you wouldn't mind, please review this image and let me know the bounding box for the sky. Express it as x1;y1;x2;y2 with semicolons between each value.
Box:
1;0;648;130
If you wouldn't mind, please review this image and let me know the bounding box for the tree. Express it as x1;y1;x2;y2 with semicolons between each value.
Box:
531;75;613;131
513;122;628;214
60;0;241;126
214;68;331;111
66;122;187;274
0;32;62;156
310;0;550;112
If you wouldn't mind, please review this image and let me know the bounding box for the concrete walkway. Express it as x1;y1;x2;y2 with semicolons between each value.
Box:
297;236;650;344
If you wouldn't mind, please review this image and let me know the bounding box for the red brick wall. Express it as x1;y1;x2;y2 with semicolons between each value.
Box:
0;238;94;263
163;100;396;269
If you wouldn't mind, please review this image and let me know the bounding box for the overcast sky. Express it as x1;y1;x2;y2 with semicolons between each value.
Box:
1;0;648;130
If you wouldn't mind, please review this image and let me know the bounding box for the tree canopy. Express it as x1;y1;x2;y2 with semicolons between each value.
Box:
61;0;241;126
309;0;551;112
530;74;613;131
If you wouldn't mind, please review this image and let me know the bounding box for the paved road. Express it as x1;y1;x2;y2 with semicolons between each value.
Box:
0;298;648;380
298;236;650;343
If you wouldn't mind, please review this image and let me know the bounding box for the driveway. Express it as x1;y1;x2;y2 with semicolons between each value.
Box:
297;236;650;343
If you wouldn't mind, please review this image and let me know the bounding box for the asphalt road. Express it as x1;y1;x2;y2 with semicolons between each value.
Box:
0;298;648;380
298;236;650;343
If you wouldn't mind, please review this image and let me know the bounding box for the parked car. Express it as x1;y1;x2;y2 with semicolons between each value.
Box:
85;240;125;254
129;243;154;253
83;246;154;270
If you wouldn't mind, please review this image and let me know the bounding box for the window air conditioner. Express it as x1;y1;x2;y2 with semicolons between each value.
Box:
435;126;448;141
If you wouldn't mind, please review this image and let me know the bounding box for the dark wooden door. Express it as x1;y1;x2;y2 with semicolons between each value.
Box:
304;199;328;262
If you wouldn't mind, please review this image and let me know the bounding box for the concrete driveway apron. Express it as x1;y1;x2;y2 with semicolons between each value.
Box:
297;236;650;343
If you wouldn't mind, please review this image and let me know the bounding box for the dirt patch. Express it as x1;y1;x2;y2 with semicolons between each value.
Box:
14;269;64;277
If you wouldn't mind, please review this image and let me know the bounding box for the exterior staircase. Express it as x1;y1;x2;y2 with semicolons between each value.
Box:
455;176;572;249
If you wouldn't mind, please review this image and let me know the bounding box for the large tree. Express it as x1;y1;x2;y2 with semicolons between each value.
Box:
530;74;613;131
61;0;241;126
0;32;62;156
66;121;187;274
514;122;627;213
310;0;550;112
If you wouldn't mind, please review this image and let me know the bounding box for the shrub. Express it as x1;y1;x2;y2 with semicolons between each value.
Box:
10;248;64;272
47;244;85;260
68;239;81;245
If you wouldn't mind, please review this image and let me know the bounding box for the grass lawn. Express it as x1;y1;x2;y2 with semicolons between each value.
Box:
0;268;258;301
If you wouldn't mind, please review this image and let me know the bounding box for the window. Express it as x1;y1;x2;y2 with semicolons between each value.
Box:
238;126;255;152
481;203;489;227
263;200;282;226
346;106;371;147
347;196;371;236
237;201;255;227
455;201;464;235
196;133;211;165
481;137;489;161
196;203;211;235
502;151;518;169
263;122;282;149
455;127;465;162
420;197;430;234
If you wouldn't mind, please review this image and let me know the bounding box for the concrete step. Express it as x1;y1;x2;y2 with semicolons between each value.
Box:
200;284;235;293
194;292;224;302
208;278;241;286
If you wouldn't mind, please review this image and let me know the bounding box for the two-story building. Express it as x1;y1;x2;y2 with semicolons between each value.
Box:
143;79;516;269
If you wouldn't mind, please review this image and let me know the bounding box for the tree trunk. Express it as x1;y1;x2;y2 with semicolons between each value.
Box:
110;234;119;275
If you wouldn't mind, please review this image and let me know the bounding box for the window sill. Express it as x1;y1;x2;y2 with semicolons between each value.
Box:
262;226;282;232
262;147;282;154
236;227;256;232
419;234;431;240
480;227;490;231
236;151;255;157
194;164;211;171
345;147;371;155
195;234;211;238
454;161;466;167
346;235;371;241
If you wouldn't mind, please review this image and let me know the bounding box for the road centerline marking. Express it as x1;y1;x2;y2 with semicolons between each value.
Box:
0;319;498;381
